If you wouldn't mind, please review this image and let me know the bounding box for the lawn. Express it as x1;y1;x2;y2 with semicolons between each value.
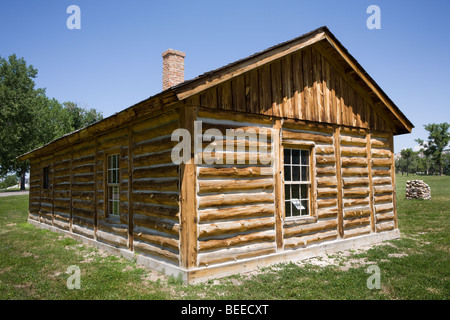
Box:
0;174;448;300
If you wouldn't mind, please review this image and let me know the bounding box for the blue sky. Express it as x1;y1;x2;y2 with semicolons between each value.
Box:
1;0;449;153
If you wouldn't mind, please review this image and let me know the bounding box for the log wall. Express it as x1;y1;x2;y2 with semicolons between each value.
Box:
195;108;277;267
27;109;181;266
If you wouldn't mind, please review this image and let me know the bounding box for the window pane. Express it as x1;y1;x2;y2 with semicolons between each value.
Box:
301;166;308;181
292;149;300;165
285;201;291;217
291;184;299;200
284;184;291;200
284;166;291;181
301;200;309;216
301;150;309;165
293;166;300;181
284;149;291;164
300;184;308;199
291;201;300;217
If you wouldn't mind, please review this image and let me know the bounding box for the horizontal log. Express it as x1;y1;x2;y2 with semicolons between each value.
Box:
97;127;128;144
97;229;128;248
282;130;333;143
133;241;178;264
343;187;369;197
97;220;128;237
341;167;369;177
343;225;371;239
198;166;271;178
198;191;274;208
372;169;391;176
371;137;390;148
374;194;393;204
132;178;178;192
198;230;275;252
372;158;392;167
198;217;274;238
375;203;394;213
316;155;336;165
317;187;338;197
342;177;369;187
132;109;179;133
340;146;367;156
72;154;95;167
133;165;178;179
197;151;273;166
72;207;93;219
72;199;94;211
315;165;336;176
317;207;338;219
316;177;337;187
133;213;179;236
133;120;179;144
372;177;392;185
283;220;337;238
373;185;394;195
198;203;275;222
197;242;276;267
317;198;338;208
344;216;371;229
198;108;272;125
343;198;370;208
376;212;394;223
133;203;179;220
200;122;274;139
132;192;178;206
71;182;95;191
371;149;391;158
315;145;335;155
284;230;338;248
375;221;395;233
339;135;367;147
341;157;368;167
133;151;174;168
282;119;334;133
72;164;94;174
198;178;273;194
133;227;179;252
133;137;178;156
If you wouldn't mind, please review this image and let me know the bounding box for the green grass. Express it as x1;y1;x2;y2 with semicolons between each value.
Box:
0;174;449;300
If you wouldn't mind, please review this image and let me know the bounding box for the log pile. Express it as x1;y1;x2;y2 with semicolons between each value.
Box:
406;180;431;200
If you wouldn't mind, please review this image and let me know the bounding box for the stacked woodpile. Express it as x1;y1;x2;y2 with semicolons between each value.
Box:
406;180;431;200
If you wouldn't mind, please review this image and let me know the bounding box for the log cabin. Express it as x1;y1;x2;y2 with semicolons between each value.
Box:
18;26;413;283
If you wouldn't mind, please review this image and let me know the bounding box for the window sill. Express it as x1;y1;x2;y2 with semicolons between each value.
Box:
283;215;317;227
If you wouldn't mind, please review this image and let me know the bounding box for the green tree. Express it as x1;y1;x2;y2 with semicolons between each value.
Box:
399;148;418;176
0;54;42;189
63;101;103;131
0;174;18;190
423;123;450;176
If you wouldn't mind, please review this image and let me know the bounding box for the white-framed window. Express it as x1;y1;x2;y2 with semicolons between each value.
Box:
107;154;120;216
283;148;311;218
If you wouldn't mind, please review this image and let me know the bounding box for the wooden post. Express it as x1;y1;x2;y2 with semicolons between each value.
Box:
389;132;398;229
38;159;42;224
127;126;134;251
366;132;375;233
333;126;344;238
69;147;73;233
51;159;55;226
273;119;284;250
179;106;198;269
93;138;98;241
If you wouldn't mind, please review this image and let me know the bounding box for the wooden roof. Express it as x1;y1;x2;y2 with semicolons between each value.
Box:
18;26;413;161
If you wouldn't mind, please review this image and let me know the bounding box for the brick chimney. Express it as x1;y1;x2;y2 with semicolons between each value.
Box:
162;49;185;91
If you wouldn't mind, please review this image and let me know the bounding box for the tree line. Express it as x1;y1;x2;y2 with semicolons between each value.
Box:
0;54;103;189
396;123;450;176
